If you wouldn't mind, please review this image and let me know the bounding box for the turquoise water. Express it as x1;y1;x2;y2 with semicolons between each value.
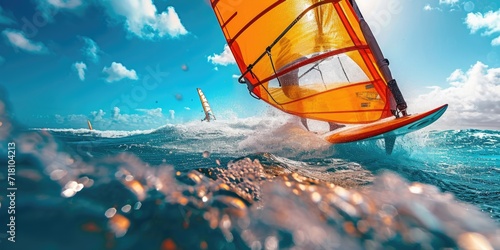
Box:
0;97;499;249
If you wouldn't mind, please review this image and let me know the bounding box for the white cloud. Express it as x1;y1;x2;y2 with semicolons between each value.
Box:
101;1;188;39
47;0;82;8
55;114;64;124
423;4;442;12
492;36;500;46
73;61;87;81
411;61;500;130
155;7;188;37
56;107;168;130
2;29;49;54
136;108;163;117
184;107;191;110
439;0;458;5
112;107;125;121
91;109;106;121
465;10;500;46
102;62;138;82
0;6;16;25
35;0;85;20
208;44;236;66
110;107;167;129
111;107;167;127
169;110;175;119
67;114;87;122
81;36;100;63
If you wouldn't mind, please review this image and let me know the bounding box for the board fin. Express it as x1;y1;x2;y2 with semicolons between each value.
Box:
384;134;396;155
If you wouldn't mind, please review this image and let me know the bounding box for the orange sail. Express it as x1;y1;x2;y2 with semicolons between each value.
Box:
210;0;397;124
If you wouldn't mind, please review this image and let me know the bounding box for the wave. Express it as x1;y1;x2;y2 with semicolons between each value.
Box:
32;127;159;138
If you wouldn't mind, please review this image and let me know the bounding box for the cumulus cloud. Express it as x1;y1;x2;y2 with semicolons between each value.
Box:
47;0;82;8
102;62;138;82
184;107;190;110
439;0;458;5
108;107;168;129
111;106;125;121
67;114;87;123
55;114;65;124
35;0;85;20
2;29;49;54
73;62;86;81
465;10;500;46
208;44;236;66
0;6;16;25
492;36;500;46
410;61;500;130
423;4;442;12
80;36;100;63
136;108;163;117
101;1;188;39
56;107;168;130
169;110;175;119
91;109;106;121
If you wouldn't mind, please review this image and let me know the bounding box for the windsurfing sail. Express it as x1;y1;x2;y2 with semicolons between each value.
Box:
210;0;408;125
197;88;216;122
87;120;93;130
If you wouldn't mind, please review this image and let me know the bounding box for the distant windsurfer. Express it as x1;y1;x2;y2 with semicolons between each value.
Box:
198;88;216;122
348;0;408;117
201;112;213;122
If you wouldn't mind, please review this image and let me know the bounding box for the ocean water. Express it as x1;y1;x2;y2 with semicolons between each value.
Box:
0;98;499;249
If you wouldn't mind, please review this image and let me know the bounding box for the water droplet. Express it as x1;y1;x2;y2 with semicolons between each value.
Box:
202;151;210;158
50;169;67;180
121;204;132;213
105;207;117;218
311;192;322;203
134;202;142;210
409;184;423;194
264;236;278;250
62;188;76;198
463;1;474;12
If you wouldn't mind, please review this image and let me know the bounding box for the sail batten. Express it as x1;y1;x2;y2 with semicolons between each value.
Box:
227;0;286;46
255;44;369;85
210;0;396;124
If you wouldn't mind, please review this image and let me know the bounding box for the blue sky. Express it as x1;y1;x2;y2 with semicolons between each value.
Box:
0;0;499;130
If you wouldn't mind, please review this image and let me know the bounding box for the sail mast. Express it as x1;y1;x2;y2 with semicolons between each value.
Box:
349;0;408;116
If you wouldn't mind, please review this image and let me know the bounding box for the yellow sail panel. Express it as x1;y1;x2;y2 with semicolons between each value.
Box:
211;0;393;124
197;88;216;122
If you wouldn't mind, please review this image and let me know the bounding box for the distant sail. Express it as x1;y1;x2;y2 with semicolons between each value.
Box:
210;0;402;124
197;88;216;122
87;120;93;130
